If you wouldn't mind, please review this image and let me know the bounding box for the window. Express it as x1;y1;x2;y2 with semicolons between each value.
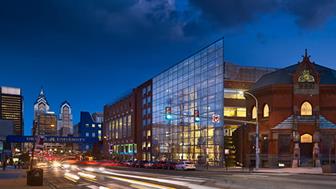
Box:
224;89;245;99
98;124;102;128
300;134;312;143
263;104;270;118
147;142;151;148
92;133;96;137
224;107;246;117
278;134;291;154
92;124;96;128
301;101;312;116
236;108;246;117
252;106;257;119
147;130;151;137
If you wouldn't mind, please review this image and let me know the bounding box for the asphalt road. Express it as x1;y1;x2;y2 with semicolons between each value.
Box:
44;165;336;189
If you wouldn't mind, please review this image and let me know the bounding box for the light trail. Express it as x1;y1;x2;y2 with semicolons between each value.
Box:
64;172;80;182
107;175;175;189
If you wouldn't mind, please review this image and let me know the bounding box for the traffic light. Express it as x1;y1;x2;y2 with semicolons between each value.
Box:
194;110;200;122
165;106;172;120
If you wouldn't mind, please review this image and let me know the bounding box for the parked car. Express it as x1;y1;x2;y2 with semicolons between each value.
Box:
153;161;165;169
135;160;148;168
175;161;196;170
144;161;154;168
163;161;177;170
122;160;133;167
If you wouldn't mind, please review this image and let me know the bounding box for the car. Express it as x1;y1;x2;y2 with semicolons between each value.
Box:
122;160;133;167
144;161;154;168
153;161;165;169
135;160;148;168
175;161;196;170
163;161;177;170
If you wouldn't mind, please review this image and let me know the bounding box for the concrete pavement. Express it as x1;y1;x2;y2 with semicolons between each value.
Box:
0;167;50;189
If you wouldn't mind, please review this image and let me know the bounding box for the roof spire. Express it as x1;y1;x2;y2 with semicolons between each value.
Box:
305;49;308;58
40;86;44;96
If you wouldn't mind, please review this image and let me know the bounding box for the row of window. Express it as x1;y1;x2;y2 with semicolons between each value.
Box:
107;115;132;139
250;101;313;119
85;123;102;128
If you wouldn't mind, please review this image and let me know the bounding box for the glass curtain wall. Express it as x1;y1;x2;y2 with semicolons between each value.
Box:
152;39;224;166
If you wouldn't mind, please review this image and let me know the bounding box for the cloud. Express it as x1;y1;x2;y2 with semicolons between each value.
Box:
189;0;280;27
189;0;336;30
284;0;336;28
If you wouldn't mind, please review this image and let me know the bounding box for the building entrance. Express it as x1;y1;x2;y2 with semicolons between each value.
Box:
300;134;313;166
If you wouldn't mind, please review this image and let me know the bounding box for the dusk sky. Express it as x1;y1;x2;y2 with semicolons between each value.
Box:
1;0;336;135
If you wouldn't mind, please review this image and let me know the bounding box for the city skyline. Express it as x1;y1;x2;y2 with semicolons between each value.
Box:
2;0;336;136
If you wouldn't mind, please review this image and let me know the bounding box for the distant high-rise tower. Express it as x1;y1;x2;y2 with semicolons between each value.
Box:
58;101;73;136
0;86;23;135
33;88;57;136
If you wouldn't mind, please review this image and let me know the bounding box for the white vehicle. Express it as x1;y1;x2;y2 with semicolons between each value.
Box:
175;161;196;170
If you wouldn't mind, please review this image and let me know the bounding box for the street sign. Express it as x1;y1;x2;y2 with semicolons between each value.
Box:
212;114;220;123
6;135;99;144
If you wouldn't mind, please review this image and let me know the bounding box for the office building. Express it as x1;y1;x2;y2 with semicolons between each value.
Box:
33;88;57;136
78;111;102;152
104;92;137;160
58;101;73;136
0;86;23;135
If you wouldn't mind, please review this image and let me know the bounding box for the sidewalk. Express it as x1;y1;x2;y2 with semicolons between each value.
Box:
0;167;50;189
197;166;330;175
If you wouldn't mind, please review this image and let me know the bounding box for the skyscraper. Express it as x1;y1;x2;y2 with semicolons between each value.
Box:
33;88;57;136
0;86;23;135
58;101;73;136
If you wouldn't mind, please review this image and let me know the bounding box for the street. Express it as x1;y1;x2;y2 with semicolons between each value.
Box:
43;165;336;189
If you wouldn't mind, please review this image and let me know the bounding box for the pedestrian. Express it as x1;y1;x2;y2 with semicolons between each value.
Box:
2;158;7;171
18;160;21;169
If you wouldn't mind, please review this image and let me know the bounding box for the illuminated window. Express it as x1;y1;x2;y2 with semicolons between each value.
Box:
263;104;270;118
236;108;246;117
224;107;236;117
252;106;257;119
147;142;151;148
224;89;245;99
300;134;312;143
301;101;312;116
147;130;151;137
92;124;95;128
224;107;246;117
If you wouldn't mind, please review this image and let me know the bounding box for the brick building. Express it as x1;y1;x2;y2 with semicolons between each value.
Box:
104;91;137;160
242;50;336;168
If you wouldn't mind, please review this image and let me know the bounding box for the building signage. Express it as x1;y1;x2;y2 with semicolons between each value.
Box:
6;135;99;144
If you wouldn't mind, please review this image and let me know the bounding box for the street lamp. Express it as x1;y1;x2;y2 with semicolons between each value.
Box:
240;91;260;170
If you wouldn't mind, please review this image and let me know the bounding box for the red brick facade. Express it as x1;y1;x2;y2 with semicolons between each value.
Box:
244;52;336;167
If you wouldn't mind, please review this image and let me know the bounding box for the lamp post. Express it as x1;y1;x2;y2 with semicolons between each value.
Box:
242;91;260;170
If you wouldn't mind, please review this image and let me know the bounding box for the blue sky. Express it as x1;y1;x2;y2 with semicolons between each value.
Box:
1;0;336;135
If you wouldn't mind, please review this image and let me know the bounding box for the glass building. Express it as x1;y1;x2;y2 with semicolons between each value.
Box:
152;39;225;165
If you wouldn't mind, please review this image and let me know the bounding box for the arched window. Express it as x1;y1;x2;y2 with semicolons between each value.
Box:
300;134;313;143
263;104;270;118
301;101;313;116
252;106;257;119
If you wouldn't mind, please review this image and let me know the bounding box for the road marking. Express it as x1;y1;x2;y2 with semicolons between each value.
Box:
107;175;176;189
